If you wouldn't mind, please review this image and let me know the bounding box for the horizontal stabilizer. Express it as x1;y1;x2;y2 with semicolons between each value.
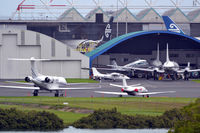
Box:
8;57;50;61
110;83;124;88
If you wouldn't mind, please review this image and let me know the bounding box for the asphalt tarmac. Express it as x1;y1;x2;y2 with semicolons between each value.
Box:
0;79;199;98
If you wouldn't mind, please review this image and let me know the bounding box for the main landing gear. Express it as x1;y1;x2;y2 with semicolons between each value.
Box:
54;91;64;97
142;95;150;98
33;90;38;96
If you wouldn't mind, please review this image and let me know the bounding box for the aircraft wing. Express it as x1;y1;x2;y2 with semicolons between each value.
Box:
95;91;128;95
129;84;141;87
177;69;200;73
187;69;200;72
54;86;101;90
0;85;39;90
5;81;34;86
131;67;165;73
110;83;123;88
136;91;175;96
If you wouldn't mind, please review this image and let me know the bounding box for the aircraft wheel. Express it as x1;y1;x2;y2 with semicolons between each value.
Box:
118;95;123;97
33;90;38;96
146;95;149;98
55;91;59;97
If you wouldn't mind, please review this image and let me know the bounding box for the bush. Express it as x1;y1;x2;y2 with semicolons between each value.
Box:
72;107;180;129
0;108;64;131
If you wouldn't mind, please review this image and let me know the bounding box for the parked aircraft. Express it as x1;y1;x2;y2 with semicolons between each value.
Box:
95;78;175;97
0;57;98;97
107;59;149;71
76;16;114;53
151;43;162;67
132;44;200;80
92;67;130;81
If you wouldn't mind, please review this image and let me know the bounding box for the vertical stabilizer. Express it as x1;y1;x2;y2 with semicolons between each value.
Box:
166;44;170;62
30;57;39;78
162;16;184;34
156;43;160;61
92;67;101;77
103;16;114;41
122;78;128;87
112;60;118;69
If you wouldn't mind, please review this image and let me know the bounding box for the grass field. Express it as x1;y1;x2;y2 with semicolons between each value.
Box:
192;79;200;83
0;96;196;125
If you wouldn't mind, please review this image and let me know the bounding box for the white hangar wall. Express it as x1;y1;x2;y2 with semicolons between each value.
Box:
0;29;89;79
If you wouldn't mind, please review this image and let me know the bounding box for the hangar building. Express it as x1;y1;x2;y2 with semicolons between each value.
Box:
1;1;200;78
0;29;89;79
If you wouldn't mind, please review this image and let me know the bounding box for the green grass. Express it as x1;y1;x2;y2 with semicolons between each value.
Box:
192;79;200;83
0;97;196;124
66;78;98;83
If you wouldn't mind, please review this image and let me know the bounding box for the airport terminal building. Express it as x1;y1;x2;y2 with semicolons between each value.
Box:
1;2;200;79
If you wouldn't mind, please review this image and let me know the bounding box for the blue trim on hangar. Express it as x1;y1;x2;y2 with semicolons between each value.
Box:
86;30;200;65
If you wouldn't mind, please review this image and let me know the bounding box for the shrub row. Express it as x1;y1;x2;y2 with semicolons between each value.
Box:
0;108;64;131
72;107;183;129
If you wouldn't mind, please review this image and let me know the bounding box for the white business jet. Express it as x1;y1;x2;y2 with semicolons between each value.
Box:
95;78;175;97
92;67;130;81
0;57;98;97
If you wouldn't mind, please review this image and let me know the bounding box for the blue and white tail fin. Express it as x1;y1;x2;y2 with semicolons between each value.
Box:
162;16;184;34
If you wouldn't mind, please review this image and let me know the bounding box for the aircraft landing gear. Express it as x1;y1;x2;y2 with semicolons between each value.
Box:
146;95;149;98
33;90;38;96
118;95;123;97
55;90;59;97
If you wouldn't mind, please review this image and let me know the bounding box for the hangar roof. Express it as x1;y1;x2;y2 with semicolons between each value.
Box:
86;30;200;62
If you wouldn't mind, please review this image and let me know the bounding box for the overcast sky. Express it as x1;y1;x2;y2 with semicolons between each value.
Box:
0;0;195;19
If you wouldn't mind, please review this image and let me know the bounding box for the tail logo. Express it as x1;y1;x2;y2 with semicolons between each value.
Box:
105;24;112;38
169;24;181;33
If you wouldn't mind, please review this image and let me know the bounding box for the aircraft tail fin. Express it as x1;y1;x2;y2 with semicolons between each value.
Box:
187;62;190;68
112;60;118;68
8;57;50;78
103;16;114;41
162;16;184;34
122;78;128;87
166;44;170;62
156;43;160;61
92;67;101;77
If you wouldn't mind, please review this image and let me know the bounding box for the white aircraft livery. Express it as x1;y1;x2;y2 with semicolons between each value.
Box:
95;78;175;97
0;57;98;97
92;67;130;81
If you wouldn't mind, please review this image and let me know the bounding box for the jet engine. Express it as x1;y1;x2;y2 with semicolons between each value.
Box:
45;77;54;83
25;76;32;82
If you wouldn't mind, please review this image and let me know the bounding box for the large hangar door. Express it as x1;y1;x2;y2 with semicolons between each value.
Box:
62;61;81;78
1;34;18;79
42;60;81;78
